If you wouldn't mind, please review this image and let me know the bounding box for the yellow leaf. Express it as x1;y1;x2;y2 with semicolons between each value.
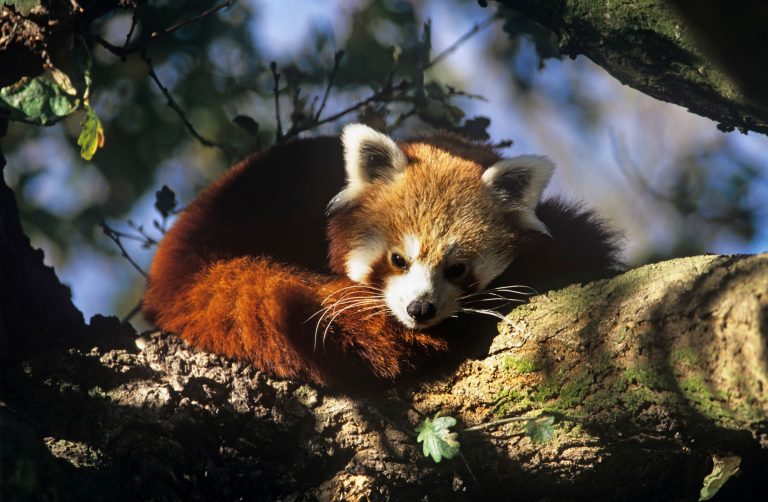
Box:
77;105;105;160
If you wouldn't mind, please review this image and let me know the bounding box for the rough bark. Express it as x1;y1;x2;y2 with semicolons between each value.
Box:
494;0;768;135
2;253;766;500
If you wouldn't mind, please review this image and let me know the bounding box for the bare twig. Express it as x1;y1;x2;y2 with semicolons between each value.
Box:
122;300;143;323
283;78;412;141
122;5;141;56
261;13;497;141
312;78;410;126
279;53;414;141
310;79;408;126
463;412;578;433
388;107;417;132
270;61;284;142
100;221;148;278
94;0;233;57
147;0;233;45
314;50;345;122
142;52;235;159
127;220;160;247
462;416;533;433
425;14;498;70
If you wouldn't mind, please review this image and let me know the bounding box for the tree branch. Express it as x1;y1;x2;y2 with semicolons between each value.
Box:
314;50;345;122
141;52;235;160
495;0;768;135
425;14;498;70
99;221;148;279
270;61;284;143
94;0;233;58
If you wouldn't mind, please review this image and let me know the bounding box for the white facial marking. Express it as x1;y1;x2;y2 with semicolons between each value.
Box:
384;260;461;329
403;234;421;260
385;262;434;327
345;236;386;283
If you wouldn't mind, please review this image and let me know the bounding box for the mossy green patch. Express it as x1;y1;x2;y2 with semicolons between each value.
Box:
502;356;540;374
673;347;702;370
557;372;593;409
620;365;668;390
532;376;560;403
621;386;659;412
737;396;767;424
680;376;733;423
590;353;616;377
492;388;527;418
583;387;620;414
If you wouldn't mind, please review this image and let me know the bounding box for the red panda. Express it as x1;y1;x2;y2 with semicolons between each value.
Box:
143;124;620;386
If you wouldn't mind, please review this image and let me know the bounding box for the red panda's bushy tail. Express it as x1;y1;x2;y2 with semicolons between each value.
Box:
144;256;447;385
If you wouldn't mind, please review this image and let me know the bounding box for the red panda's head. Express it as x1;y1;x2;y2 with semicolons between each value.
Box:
327;124;554;329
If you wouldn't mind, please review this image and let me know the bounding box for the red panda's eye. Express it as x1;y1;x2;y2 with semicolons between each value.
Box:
445;263;467;280
391;253;408;269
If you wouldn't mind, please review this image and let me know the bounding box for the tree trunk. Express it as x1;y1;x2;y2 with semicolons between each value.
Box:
3;235;766;499
0;146;87;367
495;0;768;135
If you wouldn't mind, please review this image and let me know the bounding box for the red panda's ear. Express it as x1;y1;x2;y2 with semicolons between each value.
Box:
482;155;555;236
328;124;408;215
341;124;406;187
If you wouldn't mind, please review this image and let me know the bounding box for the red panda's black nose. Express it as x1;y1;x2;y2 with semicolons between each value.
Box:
407;300;436;322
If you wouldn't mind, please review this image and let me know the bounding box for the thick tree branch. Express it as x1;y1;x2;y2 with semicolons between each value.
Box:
3;254;766;499
495;0;768;135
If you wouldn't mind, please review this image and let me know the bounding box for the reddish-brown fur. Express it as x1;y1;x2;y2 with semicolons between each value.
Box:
143;137;452;386
143;133;620;386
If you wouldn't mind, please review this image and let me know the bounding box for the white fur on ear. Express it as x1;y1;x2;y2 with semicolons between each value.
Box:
328;124;408;215
342;123;407;188
482;155;555;236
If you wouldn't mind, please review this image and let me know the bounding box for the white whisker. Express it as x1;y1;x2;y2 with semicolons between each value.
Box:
312;285;384;349
361;308;390;321
461;298;525;308
320;284;382;305
305;296;383;325
320;302;384;350
460;291;518;302
486;284;538;294
313;305;333;351
458;307;516;326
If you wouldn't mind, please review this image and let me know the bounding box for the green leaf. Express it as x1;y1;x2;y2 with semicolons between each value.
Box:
415;413;460;463
154;186;177;218
5;0;41;15
699;455;741;501
77;105;104;161
0;74;79;125
525;415;555;444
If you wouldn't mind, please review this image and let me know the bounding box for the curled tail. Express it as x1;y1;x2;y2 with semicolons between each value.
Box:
144;257;446;385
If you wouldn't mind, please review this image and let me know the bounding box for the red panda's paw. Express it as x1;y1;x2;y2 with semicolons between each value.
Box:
314;279;449;380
